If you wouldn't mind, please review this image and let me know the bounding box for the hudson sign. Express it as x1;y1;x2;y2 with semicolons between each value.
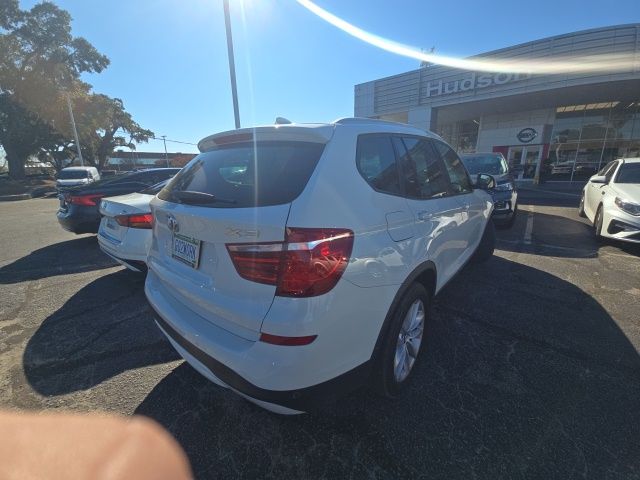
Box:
424;72;531;98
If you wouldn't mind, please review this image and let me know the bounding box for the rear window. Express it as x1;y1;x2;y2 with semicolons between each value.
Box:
158;141;325;208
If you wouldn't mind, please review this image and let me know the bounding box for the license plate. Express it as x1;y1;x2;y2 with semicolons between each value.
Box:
172;234;201;268
106;218;117;230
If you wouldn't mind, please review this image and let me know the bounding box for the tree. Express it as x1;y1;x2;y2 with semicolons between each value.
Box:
78;94;154;171
0;0;109;179
154;153;195;168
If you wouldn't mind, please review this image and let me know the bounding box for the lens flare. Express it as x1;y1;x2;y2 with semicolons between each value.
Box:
295;0;639;75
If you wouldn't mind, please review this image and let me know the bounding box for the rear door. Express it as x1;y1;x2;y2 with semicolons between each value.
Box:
356;134;414;242
393;136;466;288
148;139;326;339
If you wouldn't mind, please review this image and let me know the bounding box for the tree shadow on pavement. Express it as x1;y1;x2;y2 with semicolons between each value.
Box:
135;257;640;480
23;270;179;395
0;236;116;285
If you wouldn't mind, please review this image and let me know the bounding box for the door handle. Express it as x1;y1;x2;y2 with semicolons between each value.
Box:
417;210;433;221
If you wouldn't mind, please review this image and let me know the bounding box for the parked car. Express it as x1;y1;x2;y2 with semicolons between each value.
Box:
97;180;169;272
551;161;599;179
460;152;518;227
56;166;100;190
579;158;640;243
57;168;181;234
144;118;496;414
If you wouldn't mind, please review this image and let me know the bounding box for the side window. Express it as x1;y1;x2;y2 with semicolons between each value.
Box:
396;136;451;199
356;135;401;195
433;141;473;194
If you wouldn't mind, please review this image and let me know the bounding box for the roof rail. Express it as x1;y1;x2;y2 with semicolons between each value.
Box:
333;117;409;126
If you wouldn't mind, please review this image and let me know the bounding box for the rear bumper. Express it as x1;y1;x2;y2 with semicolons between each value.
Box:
56;207;100;234
97;224;150;272
152;309;371;413
144;268;392;412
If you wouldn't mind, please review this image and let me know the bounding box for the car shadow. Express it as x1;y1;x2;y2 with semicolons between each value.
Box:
0;237;116;285
135;257;640;479
517;190;581;208
22;270;180;395
496;210;599;258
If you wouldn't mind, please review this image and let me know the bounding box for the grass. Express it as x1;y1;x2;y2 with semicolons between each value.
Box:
0;176;56;196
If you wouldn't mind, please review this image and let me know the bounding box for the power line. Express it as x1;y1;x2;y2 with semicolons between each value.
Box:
150;136;197;146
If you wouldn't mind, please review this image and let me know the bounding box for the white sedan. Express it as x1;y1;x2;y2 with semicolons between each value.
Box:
579;158;640;243
97;181;169;272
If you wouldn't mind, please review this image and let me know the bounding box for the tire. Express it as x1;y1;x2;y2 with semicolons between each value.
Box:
578;193;586;218
373;283;430;397
472;220;495;263
594;205;604;240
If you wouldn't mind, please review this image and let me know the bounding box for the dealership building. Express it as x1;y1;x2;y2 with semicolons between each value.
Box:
354;24;640;180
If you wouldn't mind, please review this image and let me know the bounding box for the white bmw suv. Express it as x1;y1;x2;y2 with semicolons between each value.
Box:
145;118;495;414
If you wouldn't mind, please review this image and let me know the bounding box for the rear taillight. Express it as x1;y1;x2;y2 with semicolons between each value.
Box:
227;227;354;298
70;193;104;206
115;213;153;229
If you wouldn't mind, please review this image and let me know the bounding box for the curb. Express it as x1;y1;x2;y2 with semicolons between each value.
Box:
0;193;32;202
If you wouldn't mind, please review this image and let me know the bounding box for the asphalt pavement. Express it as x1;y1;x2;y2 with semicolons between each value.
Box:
1;192;639;480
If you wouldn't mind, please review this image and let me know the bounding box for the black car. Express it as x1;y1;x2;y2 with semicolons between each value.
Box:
57;168;181;234
460;153;518;227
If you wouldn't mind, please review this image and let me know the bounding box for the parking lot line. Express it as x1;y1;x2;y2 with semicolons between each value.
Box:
523;205;534;245
518;188;581;198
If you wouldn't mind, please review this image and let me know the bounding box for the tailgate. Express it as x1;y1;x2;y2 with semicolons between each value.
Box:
148;199;290;339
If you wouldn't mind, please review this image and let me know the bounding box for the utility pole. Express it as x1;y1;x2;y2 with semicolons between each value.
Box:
161;135;169;167
66;93;84;166
223;0;241;129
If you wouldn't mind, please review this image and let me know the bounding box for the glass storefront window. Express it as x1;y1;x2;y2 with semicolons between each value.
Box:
548;101;640;180
436;118;479;153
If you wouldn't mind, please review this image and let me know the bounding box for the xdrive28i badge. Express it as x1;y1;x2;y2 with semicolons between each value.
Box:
517;128;538;143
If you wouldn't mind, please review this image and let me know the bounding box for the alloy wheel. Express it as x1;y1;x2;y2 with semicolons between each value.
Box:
394;299;425;382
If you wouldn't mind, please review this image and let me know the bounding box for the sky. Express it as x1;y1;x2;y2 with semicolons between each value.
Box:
17;0;640;154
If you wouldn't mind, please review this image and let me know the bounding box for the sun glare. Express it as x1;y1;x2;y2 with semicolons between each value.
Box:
295;0;640;75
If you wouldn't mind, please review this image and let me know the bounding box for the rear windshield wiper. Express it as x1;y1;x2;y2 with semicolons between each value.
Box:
171;190;237;205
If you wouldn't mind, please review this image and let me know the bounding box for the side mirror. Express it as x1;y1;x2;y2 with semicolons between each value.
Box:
590;175;607;184
473;173;496;190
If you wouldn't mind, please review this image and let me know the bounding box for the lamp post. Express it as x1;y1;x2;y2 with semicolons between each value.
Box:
161;135;169;167
66;93;84;166
223;0;241;129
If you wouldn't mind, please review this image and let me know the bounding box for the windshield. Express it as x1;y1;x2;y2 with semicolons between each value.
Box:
616;163;640;184
58;170;89;180
158;141;325;208
460;155;509;175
